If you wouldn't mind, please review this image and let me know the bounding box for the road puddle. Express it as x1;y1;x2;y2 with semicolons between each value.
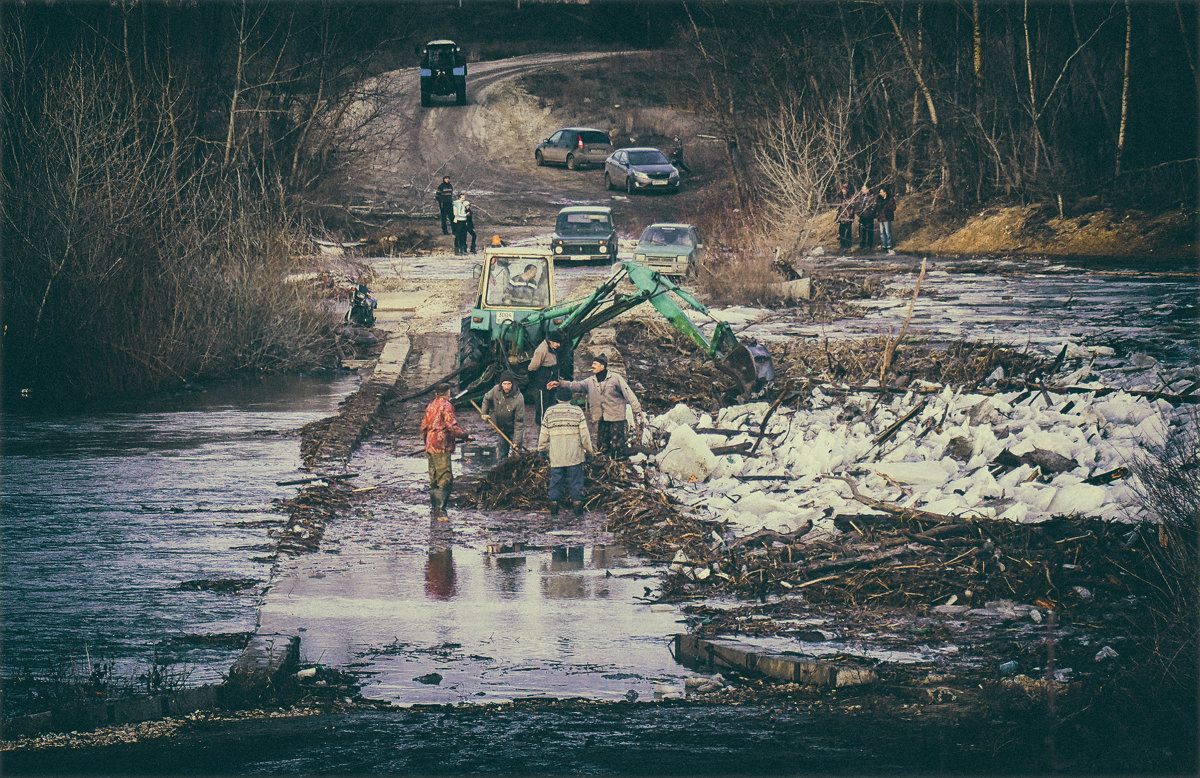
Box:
258;451;696;705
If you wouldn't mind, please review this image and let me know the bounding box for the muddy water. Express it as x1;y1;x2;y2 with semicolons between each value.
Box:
257;330;696;705
0;374;358;706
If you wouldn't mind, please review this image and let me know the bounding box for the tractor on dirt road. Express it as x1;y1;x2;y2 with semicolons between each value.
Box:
420;39;467;106
455;246;774;403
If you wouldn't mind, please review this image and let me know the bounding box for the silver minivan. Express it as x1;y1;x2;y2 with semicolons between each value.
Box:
535;127;613;170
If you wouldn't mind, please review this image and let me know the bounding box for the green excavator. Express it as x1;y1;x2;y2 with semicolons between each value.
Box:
456;246;774;401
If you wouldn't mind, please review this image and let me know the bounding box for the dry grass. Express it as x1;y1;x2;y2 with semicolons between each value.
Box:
1129;409;1199;699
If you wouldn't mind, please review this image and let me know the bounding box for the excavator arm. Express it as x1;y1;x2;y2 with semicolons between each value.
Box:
559;261;774;398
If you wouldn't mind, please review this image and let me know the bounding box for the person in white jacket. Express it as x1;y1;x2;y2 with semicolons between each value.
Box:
537;386;594;516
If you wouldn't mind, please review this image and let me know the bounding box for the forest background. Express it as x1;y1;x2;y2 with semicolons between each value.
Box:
3;1;1195;405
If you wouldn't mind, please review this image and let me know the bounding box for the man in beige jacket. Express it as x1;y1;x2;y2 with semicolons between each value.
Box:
549;353;643;457
537;386;594;516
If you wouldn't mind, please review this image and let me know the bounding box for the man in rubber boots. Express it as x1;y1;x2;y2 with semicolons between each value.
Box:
435;175;454;235
537;385;594;516
420;384;469;518
479;371;525;459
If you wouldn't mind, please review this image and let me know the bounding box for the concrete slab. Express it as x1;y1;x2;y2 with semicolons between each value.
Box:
674;634;877;688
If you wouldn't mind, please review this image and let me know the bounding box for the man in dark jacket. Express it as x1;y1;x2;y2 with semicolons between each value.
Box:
527;332;563;424
853;184;879;250
877;185;897;253
435;176;454;235
479;371;525;459
835;183;856;250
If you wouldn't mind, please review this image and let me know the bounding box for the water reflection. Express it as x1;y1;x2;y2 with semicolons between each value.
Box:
543;546;586;599
424;519;457;600
485;555;527;598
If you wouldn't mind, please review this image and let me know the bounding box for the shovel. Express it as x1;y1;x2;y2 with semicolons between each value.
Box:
470;399;522;454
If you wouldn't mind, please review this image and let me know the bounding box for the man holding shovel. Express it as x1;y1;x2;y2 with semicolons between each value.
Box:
477;371;525;459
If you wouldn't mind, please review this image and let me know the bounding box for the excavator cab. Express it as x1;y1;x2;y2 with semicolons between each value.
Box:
458;248;572;391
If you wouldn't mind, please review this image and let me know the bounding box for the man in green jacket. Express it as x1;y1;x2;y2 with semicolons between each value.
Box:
537;386;594;516
479;371;525;459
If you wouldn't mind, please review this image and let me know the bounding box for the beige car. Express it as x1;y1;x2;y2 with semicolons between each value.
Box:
535;127;613;170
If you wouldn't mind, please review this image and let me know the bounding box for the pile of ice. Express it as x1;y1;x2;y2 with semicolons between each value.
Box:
642;379;1195;540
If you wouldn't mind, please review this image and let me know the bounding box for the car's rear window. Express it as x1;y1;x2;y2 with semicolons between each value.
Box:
557;213;612;234
578;131;611;145
628;150;669;166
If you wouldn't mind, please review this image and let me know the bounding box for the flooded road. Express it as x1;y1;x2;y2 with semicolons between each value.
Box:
1;374;357;706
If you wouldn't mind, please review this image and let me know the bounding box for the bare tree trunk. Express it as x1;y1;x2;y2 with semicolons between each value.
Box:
881;2;948;192
973;0;983;90
223;0;247;170
1116;0;1131;176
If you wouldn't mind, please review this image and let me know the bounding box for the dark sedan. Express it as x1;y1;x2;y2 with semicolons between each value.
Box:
603;147;680;194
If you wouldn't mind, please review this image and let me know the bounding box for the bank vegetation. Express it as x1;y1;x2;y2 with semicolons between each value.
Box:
1;4;407;405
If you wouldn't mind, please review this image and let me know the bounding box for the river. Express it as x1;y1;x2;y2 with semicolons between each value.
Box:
1;373;358;713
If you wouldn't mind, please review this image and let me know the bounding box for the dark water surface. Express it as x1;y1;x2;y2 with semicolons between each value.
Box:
1;374;358;703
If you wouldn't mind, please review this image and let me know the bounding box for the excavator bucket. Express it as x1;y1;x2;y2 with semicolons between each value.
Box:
719;341;775;400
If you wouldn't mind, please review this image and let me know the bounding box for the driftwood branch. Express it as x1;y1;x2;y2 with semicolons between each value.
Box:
828;474;982;525
750;379;794;456
878;258;927;384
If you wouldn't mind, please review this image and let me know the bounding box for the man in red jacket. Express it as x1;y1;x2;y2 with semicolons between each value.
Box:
420;384;468;518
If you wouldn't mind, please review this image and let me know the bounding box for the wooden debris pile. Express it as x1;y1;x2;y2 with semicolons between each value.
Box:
461;452;667;514
276;483;351;555
460;451;722;554
616;320;738;413
655;512;1176;612
615;319;1051;415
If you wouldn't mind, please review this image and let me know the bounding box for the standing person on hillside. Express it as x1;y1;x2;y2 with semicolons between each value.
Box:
527;331;563;424
463;198;478;253
435;175;454;235
549;354;643;458
420;384;469;518
835;182;856;250
853;184;880;251
537;385;594;516
479;371;525;459
670;135;692;175
877;185;897;254
451;194;470;255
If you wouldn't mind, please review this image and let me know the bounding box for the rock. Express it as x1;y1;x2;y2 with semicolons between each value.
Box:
945;436;974;462
658;425;718;483
1094;645;1119;661
999;660;1019;675
414;672;443;685
1022;448;1078;473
